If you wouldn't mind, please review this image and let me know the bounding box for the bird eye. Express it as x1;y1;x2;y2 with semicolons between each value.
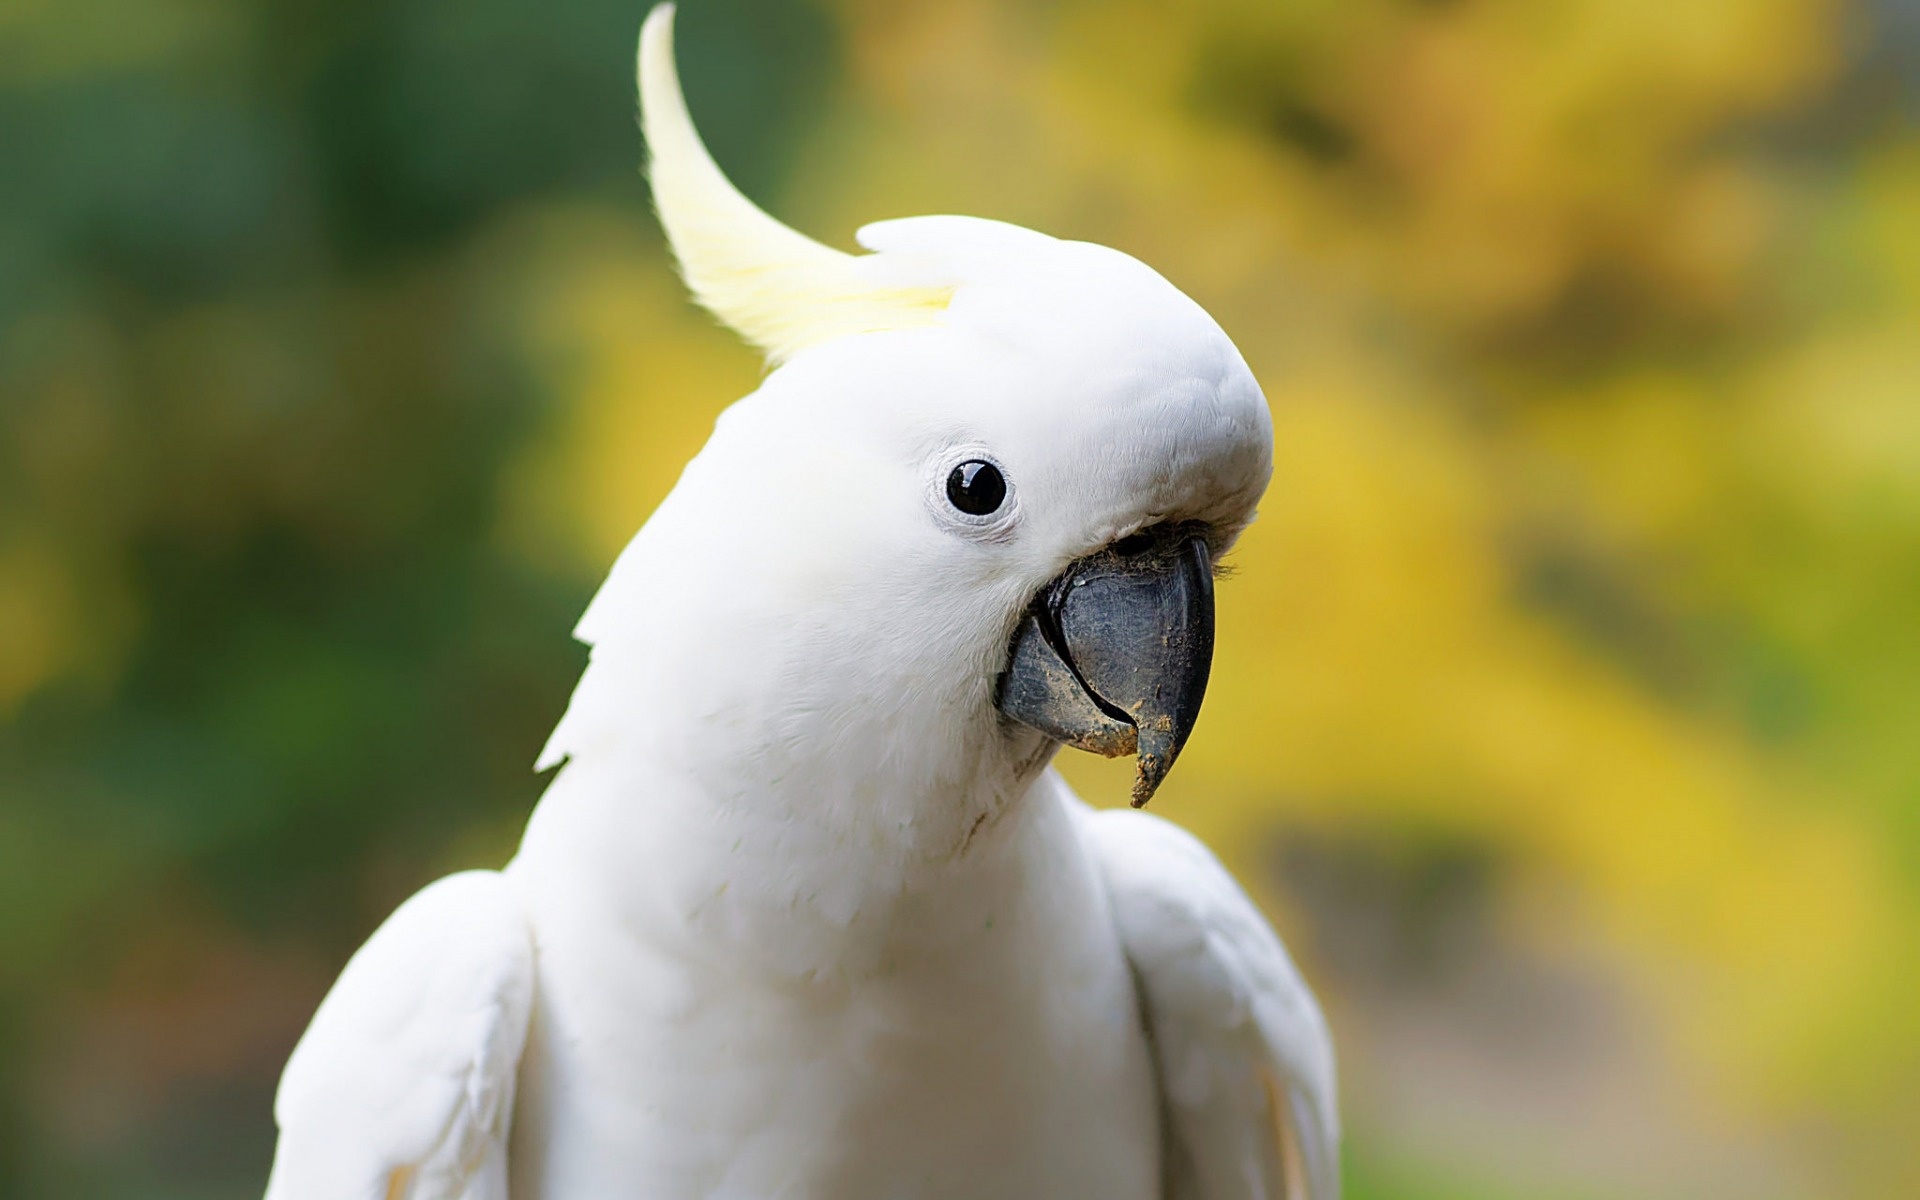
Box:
945;460;1007;516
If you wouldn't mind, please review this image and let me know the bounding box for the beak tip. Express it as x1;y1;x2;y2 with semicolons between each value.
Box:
1129;748;1172;808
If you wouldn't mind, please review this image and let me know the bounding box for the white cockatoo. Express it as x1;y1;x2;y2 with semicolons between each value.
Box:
263;6;1339;1198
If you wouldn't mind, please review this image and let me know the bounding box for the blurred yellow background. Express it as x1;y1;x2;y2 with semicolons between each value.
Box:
3;0;1918;1195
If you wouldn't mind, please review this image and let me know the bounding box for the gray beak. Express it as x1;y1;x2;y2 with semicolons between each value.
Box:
994;526;1215;807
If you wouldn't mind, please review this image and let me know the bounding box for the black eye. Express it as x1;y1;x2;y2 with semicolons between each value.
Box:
945;460;1007;516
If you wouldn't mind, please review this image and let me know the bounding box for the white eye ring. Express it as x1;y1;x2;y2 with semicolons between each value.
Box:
927;447;1020;540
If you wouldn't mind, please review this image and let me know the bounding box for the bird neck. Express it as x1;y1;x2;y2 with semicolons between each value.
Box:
512;710;1064;980
516;517;1063;970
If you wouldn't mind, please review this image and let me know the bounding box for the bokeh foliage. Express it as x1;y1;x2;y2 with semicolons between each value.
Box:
2;0;1917;1196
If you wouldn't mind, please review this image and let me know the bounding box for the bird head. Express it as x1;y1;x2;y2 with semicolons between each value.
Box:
541;6;1271;819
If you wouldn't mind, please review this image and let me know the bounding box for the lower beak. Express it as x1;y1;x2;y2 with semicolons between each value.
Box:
993;527;1214;807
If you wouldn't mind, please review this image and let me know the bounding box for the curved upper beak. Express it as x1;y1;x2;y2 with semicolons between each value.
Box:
993;527;1214;807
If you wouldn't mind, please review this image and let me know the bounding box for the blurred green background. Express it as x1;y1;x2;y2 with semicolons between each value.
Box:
4;0;1919;1195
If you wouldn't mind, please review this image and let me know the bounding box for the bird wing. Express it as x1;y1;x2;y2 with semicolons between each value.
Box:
1082;803;1341;1200
264;870;535;1200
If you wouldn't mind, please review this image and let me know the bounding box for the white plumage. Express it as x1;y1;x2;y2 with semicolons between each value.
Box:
265;6;1338;1198
266;873;532;1200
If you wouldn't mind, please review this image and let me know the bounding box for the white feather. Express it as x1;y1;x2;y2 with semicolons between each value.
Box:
1082;804;1342;1200
265;872;533;1200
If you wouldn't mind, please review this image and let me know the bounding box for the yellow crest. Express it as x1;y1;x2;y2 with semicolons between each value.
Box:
637;5;952;364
